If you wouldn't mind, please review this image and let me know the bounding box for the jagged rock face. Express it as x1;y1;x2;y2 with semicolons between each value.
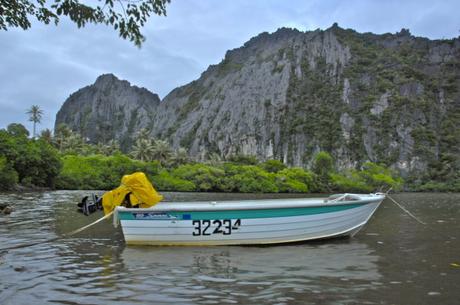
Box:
152;26;460;180
56;26;460;181
152;28;353;162
55;74;160;149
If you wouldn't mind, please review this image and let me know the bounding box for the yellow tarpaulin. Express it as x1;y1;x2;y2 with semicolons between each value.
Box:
102;172;163;214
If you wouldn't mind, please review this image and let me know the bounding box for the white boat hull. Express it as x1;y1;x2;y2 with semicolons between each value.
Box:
115;194;384;246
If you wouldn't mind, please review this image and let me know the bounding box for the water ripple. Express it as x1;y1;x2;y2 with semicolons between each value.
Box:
1;191;460;304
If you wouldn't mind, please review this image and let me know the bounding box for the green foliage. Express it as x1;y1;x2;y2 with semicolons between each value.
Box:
312;151;334;192
275;168;314;193
0;128;61;189
152;170;196;192
7;123;29;137
331;171;372;193
227;154;259;165
1;0;170;47
312;151;334;176
173;164;225;191
260;159;286;173
56;154;159;190
0;156;19;190
224;165;278;193
217;58;244;76
331;162;403;193
411;180;460;192
53;152;403;193
26;105;43;138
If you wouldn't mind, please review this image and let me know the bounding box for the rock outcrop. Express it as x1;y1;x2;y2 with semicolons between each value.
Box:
55;74;161;149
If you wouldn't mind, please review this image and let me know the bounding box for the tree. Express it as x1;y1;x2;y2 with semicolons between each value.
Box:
61;133;85;154
0;156;19;190
54;123;72;151
130;138;154;161
7;123;29;138
96;139;120;156
312;151;334;192
152;139;172;165
170;147;189;167
136;128;151;141
0;0;170;47
260;159;286;173
40;128;53;144
26;105;43;138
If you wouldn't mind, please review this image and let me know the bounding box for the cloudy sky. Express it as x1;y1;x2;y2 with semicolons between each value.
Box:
1;0;459;133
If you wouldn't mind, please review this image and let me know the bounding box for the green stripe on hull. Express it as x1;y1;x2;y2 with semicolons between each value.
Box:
118;203;365;221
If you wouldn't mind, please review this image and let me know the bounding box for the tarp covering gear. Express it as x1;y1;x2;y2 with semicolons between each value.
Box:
101;172;163;215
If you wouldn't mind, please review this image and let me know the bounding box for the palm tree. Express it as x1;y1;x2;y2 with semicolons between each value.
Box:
96;140;121;156
26;105;43;138
130;138;155;162
54;124;72;152
171;147;190;166
39;129;53;144
152;140;173;165
136;128;151;141
62;133;85;154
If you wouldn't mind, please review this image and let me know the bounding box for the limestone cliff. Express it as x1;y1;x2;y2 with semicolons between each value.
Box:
55;25;460;184
55;74;161;149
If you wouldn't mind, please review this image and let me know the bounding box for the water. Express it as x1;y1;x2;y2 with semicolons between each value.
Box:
0;191;459;305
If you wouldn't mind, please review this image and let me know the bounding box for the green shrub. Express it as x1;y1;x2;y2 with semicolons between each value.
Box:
0;156;18;190
172;164;225;191
275;168;314;193
331;172;373;193
152;170;195;192
227;154;259;165
413;180;460;192
0;128;61;188
56;154;160;190
260;159;286;173
360;162;403;190
331;162;403;193
227;165;278;193
312;151;334;192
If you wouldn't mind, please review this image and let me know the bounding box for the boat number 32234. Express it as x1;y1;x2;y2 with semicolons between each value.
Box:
192;219;241;236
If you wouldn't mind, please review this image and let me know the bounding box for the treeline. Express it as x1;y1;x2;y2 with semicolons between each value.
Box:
0;124;60;190
57;153;402;193
1;123;404;193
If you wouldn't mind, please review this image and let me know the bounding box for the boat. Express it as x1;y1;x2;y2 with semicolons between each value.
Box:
113;193;385;246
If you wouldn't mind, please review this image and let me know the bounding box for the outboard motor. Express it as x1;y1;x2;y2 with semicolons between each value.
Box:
77;194;103;216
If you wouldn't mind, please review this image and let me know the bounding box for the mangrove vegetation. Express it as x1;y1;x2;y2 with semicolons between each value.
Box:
0;123;408;193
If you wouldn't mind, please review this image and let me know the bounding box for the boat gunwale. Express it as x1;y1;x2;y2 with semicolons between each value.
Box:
115;194;385;213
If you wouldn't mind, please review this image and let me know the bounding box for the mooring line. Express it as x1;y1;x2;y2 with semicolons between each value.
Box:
0;211;113;252
386;194;426;225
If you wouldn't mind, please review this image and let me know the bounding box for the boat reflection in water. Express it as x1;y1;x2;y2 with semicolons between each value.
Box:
120;241;381;303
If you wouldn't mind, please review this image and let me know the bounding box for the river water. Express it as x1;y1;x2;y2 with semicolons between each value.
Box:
0;191;459;305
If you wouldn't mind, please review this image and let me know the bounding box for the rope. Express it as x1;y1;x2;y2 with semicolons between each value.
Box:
0;211;114;252
65;211;114;236
387;194;426;225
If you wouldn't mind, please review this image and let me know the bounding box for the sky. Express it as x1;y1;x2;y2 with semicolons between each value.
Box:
1;0;459;133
